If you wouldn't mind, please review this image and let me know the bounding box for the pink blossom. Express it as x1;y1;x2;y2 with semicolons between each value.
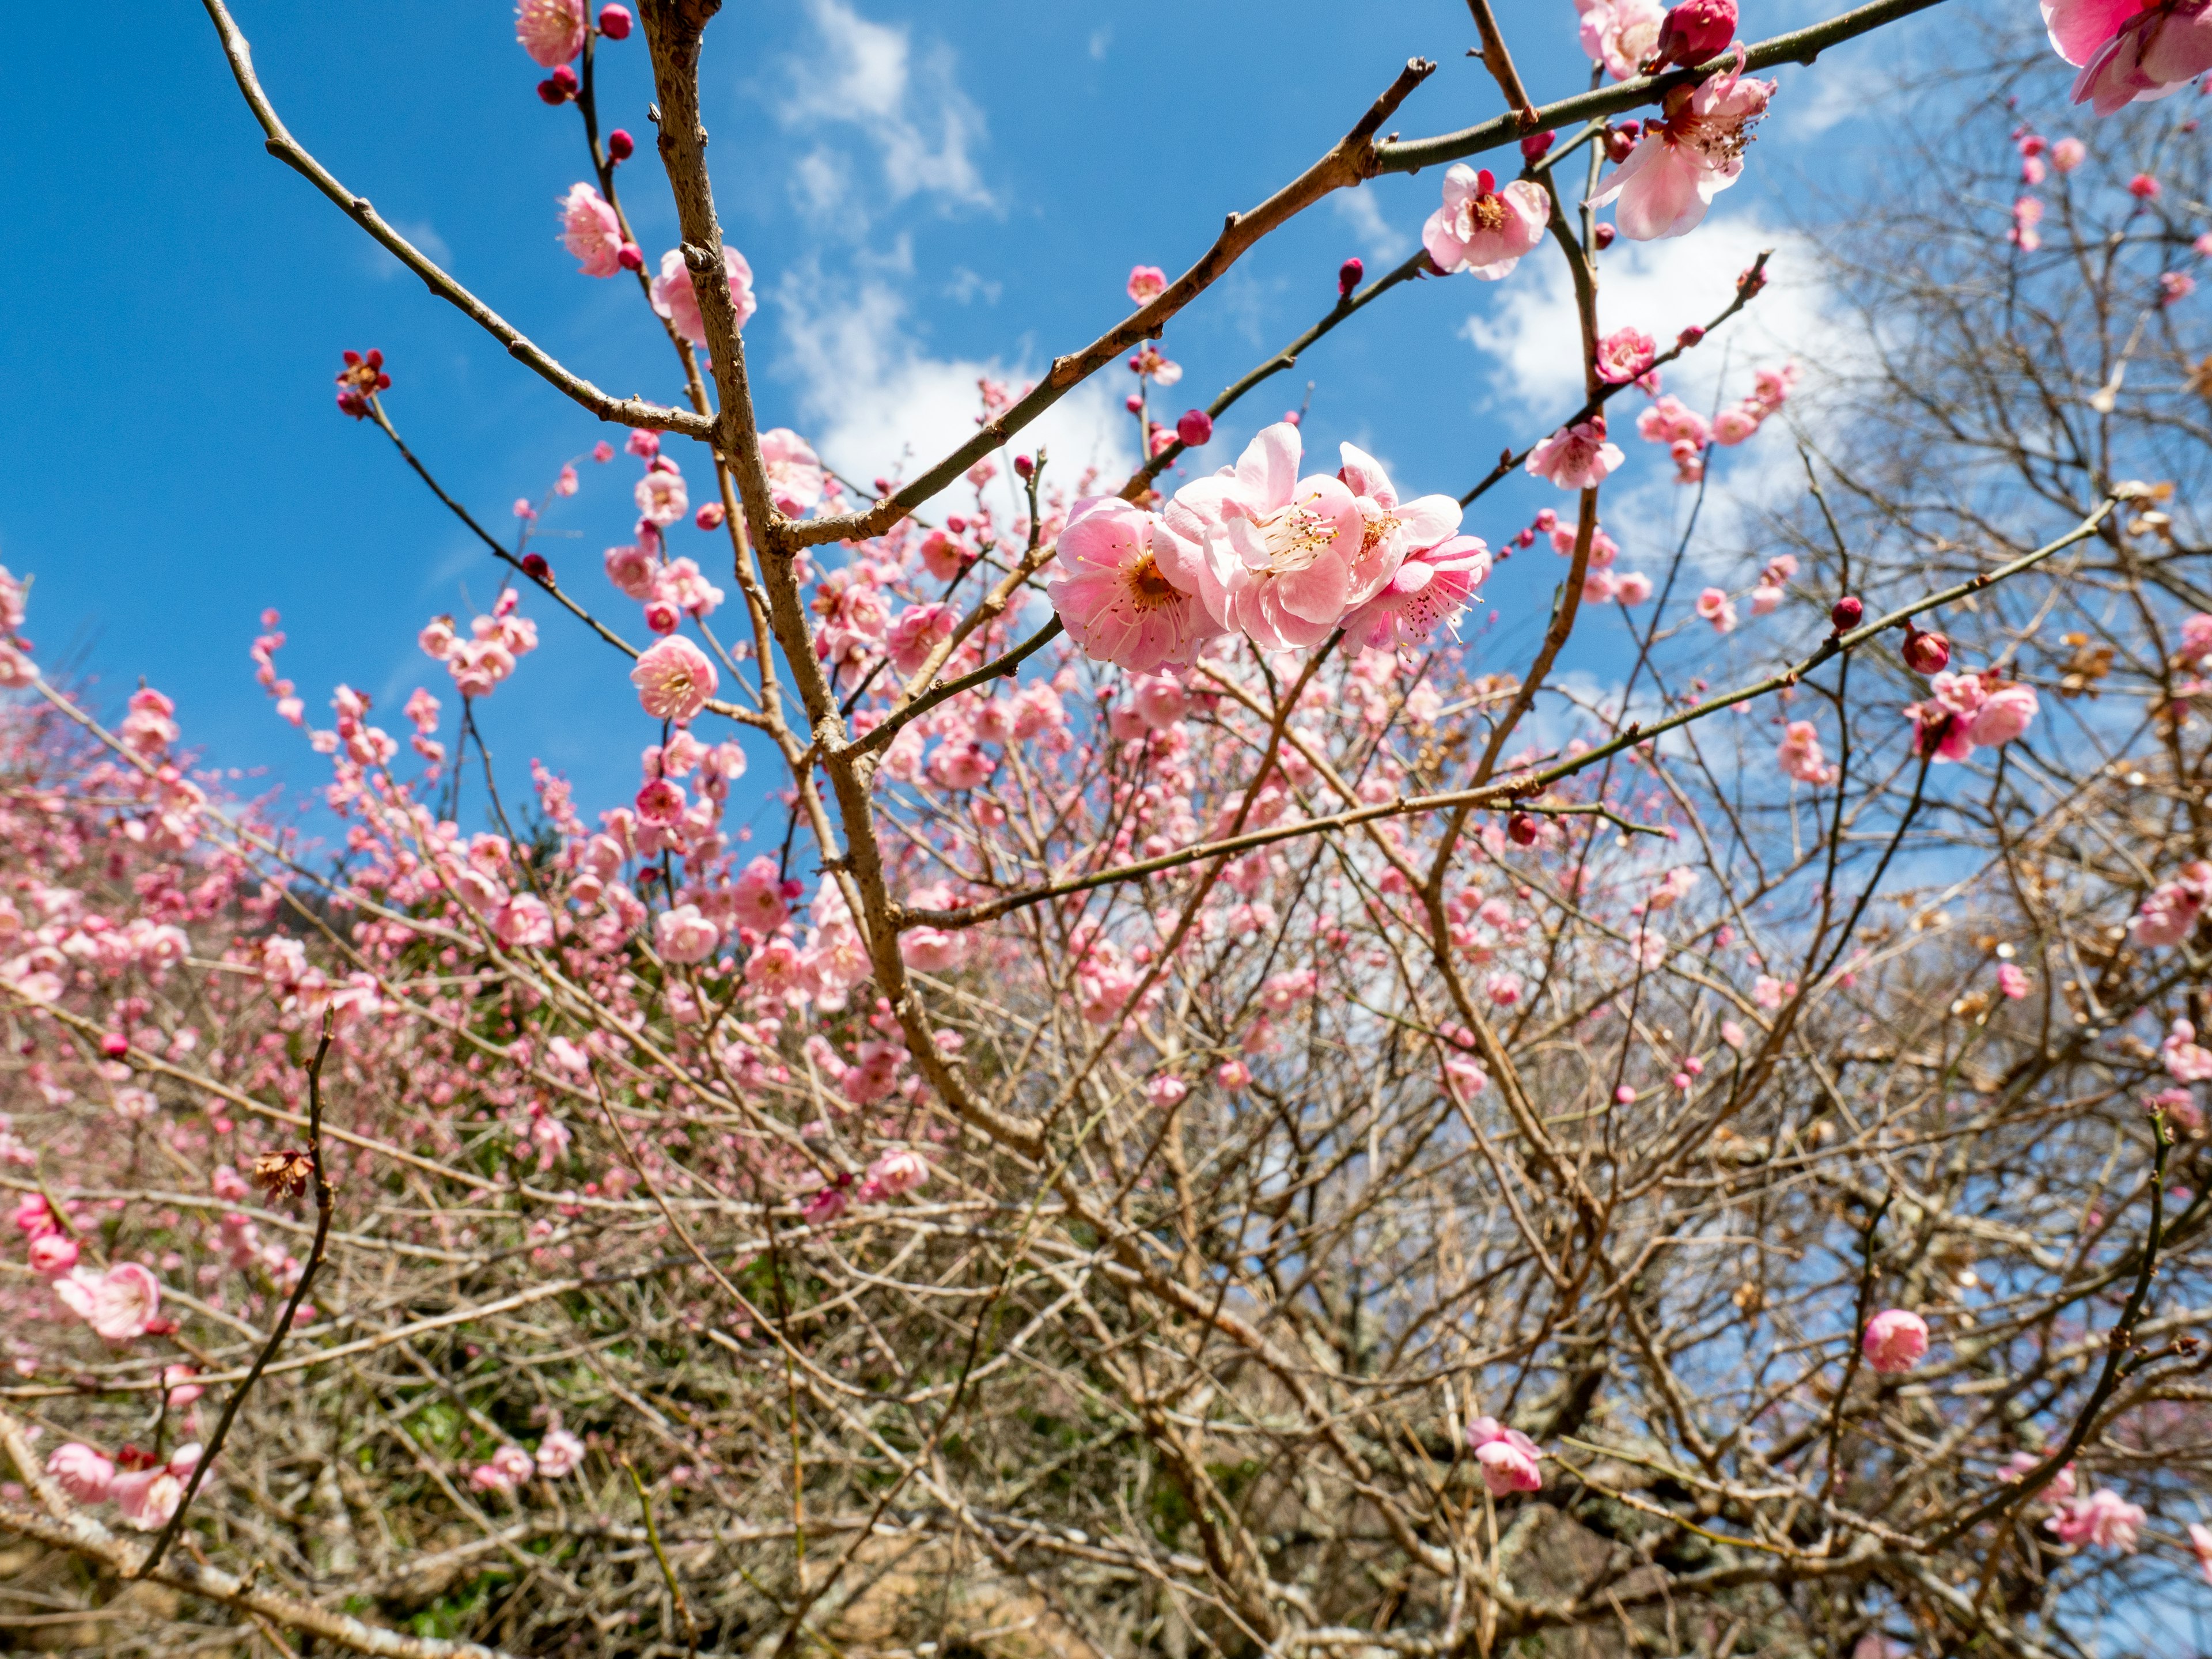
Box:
2165;1017;2212;1082
2191;1521;2212;1584
2002;1449;2075;1499
605;544;657;600
1046;497;1218;672
635;469;688;527
535;1427;586;1478
630;636;718;724
2047;1487;2145;1550
1965;680;2039;747
29;1232;78;1274
1997;962;2031;1000
2130;171;2162;198
862;1147;930;1200
13;1193;57;1238
1127;264;1168;305
1695;587;1738;634
2010;195;2046;251
558;183;624;276
1595;327;1658;383
493;895;555;949
516;0;587;66
1712;404;1763;445
2153;1086;2206;1132
1422;168;1550;279
1589;61;1777;240
2067;2;2212;115
0;566;26;632
649;245;757;346
112;1444;200;1532
1216;1060;1252;1090
1580;0;1666;79
1335;442;1464;609
46;1442;116;1504
2052;135;2088;171
2131;862;2212;945
1525;417;1624;490
655;904;719;964
759;429;825;517
469;1445;537;1494
53;1262;162;1342
1637;395;1710;448
1465;1416;1544;1495
1862;1308;1929;1374
418;616;459;661
2164;270;2197;304
1651;0;1739;71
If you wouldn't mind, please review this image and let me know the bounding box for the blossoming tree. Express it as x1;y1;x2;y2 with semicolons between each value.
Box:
5;1;2212;1654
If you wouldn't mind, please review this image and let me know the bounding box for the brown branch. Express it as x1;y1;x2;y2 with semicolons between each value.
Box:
1464;0;1541;130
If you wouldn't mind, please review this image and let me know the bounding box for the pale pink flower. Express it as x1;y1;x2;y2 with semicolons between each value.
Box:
112;1445;201;1532
2164;1017;2212;1082
1637;395;1710;448
418;616;459;661
1465;1416;1544;1495
2131;862;2212;945
1862;1308;1929;1374
1695;587;1738;633
1614;570;1654;605
1485;971;1522;1007
29;1232;78;1274
558;183;624;276
1127;264;1168;305
862;1147;930;1200
649;245;757;346
0;566;26;632
2047;1488;2145;1550
1580;0;1666;79
516;0;587;66
1146;1075;1190;1108
2052;135;2087;172
1712;404;1763;445
46;1443;115;1504
493;895;554;949
605;544;657;599
535;1427;586;1478
2191;1521;2212;1584
759;429;825;517
1594;326;1657;383
1335;442;1464;607
1216;1060;1252;1090
469;1445;536;1494
630;636;719;723
1997;962;2031;1000
54;1262;162;1342
2002;1449;2075;1499
1965;680;2039;748
655;903;719;964
635;469;689;527
2010;195;2046;251
1525;417;1624;490
1423;168;1550;279
2067;1;2212;115
2164;270;2198;305
1046;497;1218;672
2044;0;2144;64
1589;61;1777;240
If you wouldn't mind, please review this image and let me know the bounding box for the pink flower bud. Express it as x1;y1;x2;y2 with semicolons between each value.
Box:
597;3;632;39
1176;409;1213;446
1901;623;1951;676
2128;172;2161;199
1124;393;1143;414
28;1233;78;1275
1604;125;1637;162
1508;812;1539;846
1013;454;1035;480
616;242;643;272
1862;1308;1929;1374
1677;323;1705;347
607;128;635;162
1829;595;1862;632
1338;256;1363;298
1519;128;1556;162
695;502;726;531
100;1032;128;1059
1650;0;1737;70
1594;224;1617;250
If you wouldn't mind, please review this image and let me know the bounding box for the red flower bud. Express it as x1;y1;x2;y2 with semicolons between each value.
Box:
537;75;571;105
1594;224;1617;251
1901;623;1952;675
945;516;967;533
1508;812;1540;846
100;1032;128;1059
521;553;551;582
1650;0;1738;71
695;503;726;531
617;242;644;271
1830;595;1863;633
607;128;635;162
1604;126;1637;162
1519;128;1556;163
1014;454;1035;480
1124;392;1144;414
1677;324;1706;347
597;3;633;39
1338;256;1363;298
1176;409;1214;446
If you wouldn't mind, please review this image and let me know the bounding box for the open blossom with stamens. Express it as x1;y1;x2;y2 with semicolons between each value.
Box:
1589;57;1777;240
1336;443;1463;609
558;183;624;276
760;429;825;517
1695;588;1737;634
630;636;718;724
1046;497;1218;673
516;0;587;65
1127;264;1167;305
1525;417;1623;490
47;1443;116;1503
1342;536;1493;650
112;1444;202;1531
649;245;757;346
1579;0;1666;79
2131;861;2212;945
1595;326;1658;383
1166;423;1367;652
1422;167;1550;279
52;1262;162;1342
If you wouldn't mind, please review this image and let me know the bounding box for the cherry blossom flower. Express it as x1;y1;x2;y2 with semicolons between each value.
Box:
1862;1308;1929;1373
1466;1416;1544;1495
636;468;688;527
1595;326;1658;383
1422;168;1550;279
862;1147;930;1200
2010;195;2046;251
656;904;719;964
2066;0;2212;115
1695;587;1738;633
1525;417;1624;490
29;1232;78;1274
516;0;587;66
535;1427;586;1478
558;183;624;276
1650;0;1738;70
1127;264;1167;304
2053;135;2088;171
1997;963;2031;999
1336;442;1464;607
54;1262;162;1342
630;637;718;724
112;1444;201;1532
759;429;825;517
1580;0;1666;79
1589;58;1777;240
1165;423;1373;651
1342;536;1493;649
1614;570;1654;604
2047;1487;2145;1550
1046;497;1218;672
2130;861;2212;945
2191;1521;2212;1584
469;1445;537;1494
2164;1017;2212;1082
47;1442;116;1503
649;245;757;346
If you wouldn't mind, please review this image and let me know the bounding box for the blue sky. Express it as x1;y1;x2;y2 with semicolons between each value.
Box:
1;0;1926;840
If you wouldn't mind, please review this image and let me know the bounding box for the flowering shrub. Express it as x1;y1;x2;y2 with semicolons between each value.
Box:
7;3;2212;1657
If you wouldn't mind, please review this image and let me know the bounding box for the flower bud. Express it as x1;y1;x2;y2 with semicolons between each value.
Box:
1901;623;1951;675
695;502;726;531
100;1032;128;1059
616;242;643;272
874;478;893;498
1124;393;1144;414
1508;812;1540;846
597;3;633;39
1594;224;1617;250
1677;324;1706;347
522;553;551;582
1014;454;1035;480
1519;128;1556;163
1338;256;1363;298
1830;594;1863;632
1650;0;1737;71
607;128;635;162
1604;125;1637;162
1176;409;1213;446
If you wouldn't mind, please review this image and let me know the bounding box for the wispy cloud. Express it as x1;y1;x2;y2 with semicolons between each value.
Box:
1331;190;1411;263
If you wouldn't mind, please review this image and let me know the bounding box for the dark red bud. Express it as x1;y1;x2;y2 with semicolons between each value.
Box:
608;128;635;162
1519;128;1556;163
1677;324;1706;346
945;516;966;533
1830;595;1863;632
1176;409;1214;446
1338;256;1363;298
873;478;893;497
617;242;644;271
597;3;633;39
552;65;579;93
521;553;551;581
1508;812;1540;847
1604;127;1637;162
1014;454;1035;480
537;77;570;105
1594;224;1617;250
1901;623;1952;675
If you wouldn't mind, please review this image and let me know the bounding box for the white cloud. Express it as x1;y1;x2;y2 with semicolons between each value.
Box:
777;0;992;227
1332;190;1411;263
1088;25;1112;60
776;270;1135;512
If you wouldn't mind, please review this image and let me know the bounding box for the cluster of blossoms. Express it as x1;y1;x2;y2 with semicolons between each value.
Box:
1633;358;1797;485
417;586;539;700
1904;667;2042;762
